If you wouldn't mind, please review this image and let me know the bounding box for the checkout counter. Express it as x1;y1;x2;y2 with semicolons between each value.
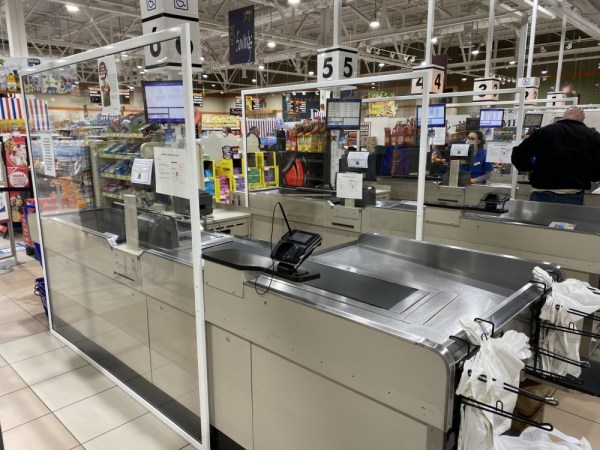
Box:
201;233;564;449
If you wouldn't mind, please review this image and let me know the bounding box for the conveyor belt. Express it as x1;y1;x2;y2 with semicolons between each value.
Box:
302;261;421;311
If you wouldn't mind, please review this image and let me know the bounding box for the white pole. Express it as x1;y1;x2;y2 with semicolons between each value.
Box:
416;71;431;242
555;14;567;92
485;0;496;78
424;0;435;65
512;89;526;198
526;0;539;78
333;0;341;47
516;16;529;80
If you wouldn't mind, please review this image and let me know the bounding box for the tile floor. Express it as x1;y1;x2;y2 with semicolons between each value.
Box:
0;246;195;449
1;240;600;449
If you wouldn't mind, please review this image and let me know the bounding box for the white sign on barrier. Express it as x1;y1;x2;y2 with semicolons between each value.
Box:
546;91;567;107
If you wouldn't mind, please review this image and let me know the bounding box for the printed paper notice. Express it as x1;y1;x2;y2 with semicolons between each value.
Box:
0;192;9;222
433;128;446;145
154;147;188;198
347;151;369;169
41;135;56;177
487;141;515;164
98;55;121;115
450;143;470;157
336;172;363;199
130;158;153;185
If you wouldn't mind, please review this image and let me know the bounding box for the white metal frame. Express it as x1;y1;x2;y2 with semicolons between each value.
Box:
19;24;210;450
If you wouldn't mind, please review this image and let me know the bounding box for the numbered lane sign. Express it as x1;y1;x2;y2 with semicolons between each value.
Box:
525;87;539;101
139;0;198;20
546;91;567;107
317;47;358;82
142;17;203;72
411;65;445;94
517;77;540;88
473;77;501;101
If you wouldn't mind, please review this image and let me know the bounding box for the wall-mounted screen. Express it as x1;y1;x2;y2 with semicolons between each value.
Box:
465;117;480;131
479;108;505;128
142;80;185;124
523;113;543;128
416;104;446;128
326;98;362;130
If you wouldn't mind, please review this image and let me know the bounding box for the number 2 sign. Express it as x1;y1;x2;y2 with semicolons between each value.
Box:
317;47;358;83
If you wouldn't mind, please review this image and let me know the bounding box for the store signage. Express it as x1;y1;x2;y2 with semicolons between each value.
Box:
525;87;539;101
40;135;56;177
316;46;358;83
282;92;320;122
473;77;500;101
546;91;567;107
3;135;29;223
517;77;540;88
193;93;203;107
235;97;242;108
139;0;198;20
97;56;121;115
228;6;255;65
141;17;202;72
411;65;445;94
230;108;242;116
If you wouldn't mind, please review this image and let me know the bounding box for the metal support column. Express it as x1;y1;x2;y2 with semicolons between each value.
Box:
4;0;29;57
555;15;567;92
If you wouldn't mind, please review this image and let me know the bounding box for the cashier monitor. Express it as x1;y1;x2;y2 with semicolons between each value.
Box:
440;143;476;187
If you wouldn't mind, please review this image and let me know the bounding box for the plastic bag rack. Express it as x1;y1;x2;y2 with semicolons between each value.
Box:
525;282;600;393
450;316;558;432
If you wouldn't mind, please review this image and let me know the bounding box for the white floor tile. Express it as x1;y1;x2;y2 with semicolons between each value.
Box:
0;331;64;363
0;354;7;368
553;389;600;424
0;365;27;397
11;346;88;386
2;413;80;450
31;365;115;411
544;405;600;445
0;294;16;310
54;386;148;443
82;413;188;450
0;317;47;345
0;304;33;325
0;387;51;430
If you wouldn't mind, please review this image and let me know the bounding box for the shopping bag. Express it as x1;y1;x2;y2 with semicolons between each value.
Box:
494;426;591;450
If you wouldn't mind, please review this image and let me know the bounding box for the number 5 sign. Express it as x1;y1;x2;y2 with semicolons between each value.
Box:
411;65;445;94
317;47;358;83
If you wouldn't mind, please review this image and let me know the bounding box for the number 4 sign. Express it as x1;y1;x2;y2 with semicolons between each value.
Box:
317;47;358;83
411;65;445;94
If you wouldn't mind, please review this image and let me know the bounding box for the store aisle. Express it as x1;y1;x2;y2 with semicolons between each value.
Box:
0;253;194;450
0;242;599;448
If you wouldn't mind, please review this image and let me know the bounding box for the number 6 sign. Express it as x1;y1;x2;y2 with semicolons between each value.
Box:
317;47;358;83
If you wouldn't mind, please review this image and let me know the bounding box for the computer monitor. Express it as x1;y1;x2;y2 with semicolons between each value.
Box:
416;104;446;128
523;113;543;128
326;98;362;130
142;80;185;124
479;108;505;128
552;116;563;123
465;117;480;131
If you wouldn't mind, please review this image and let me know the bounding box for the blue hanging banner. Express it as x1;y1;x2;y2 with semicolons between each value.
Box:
228;5;255;65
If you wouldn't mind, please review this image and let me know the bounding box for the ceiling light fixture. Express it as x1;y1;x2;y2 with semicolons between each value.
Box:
65;4;80;12
471;48;480;55
252;78;257;83
509;60;516;65
431;37;438;44
211;83;216;87
565;41;572;50
410;56;416;63
378;63;385;68
540;46;547;53
288;0;300;4
308;70;314;75
267;41;276;49
369;0;380;29
258;64;265;70
462;77;468;81
202;74;208;79
541;69;548;74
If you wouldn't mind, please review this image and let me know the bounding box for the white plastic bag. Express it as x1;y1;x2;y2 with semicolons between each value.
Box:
533;267;600;377
494;426;592;450
456;318;532;450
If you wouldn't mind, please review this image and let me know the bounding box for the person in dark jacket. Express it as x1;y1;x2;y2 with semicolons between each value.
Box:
511;107;600;205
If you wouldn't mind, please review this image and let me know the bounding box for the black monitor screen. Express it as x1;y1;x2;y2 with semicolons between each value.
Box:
552;116;563;123
465;117;480;131
416;104;446;128
142;80;185;124
479;108;505;128
523;113;543;128
326;98;362;130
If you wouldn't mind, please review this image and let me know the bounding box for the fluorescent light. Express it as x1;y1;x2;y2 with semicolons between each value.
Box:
378;63;385;67
308;71;314;75
522;0;556;19
211;84;216;87
509;60;516;65
65;4;80;12
288;0;300;4
541;69;548;74
369;19;380;29
267;41;276;49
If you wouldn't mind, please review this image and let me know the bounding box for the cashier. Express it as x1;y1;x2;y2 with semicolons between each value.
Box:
463;130;494;184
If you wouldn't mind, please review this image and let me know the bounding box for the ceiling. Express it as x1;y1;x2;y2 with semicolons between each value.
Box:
2;0;600;93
